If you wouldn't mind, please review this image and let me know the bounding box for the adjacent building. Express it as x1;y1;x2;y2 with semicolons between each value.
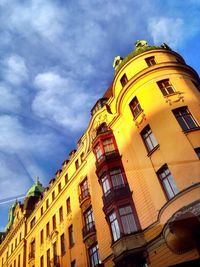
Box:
0;40;200;267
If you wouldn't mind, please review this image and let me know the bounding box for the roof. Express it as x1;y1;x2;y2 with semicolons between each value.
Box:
26;178;44;197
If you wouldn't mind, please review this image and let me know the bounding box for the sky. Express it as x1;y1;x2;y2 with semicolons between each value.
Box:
0;0;200;231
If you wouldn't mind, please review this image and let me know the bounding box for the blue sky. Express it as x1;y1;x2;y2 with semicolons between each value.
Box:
0;0;200;231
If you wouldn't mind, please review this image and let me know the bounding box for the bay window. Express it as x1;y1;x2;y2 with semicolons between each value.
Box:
109;205;138;241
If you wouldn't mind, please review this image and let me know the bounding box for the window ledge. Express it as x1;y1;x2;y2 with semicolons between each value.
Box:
132;109;144;121
147;144;160;157
183;127;200;134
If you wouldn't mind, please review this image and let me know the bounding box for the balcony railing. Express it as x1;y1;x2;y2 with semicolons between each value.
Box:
82;221;96;240
102;184;131;207
96;150;120;169
79;189;90;204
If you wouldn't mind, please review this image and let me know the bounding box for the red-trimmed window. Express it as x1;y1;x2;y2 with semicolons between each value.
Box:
94;137;116;161
94;143;103;161
101;168;125;196
102;173;111;196
103;138;115;153
109;205;138;241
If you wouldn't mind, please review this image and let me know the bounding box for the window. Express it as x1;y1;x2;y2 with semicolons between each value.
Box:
110;169;125;188
40;255;44;267
68;225;74;247
14;260;16;267
141;125;158;153
40;229;44;244
46;222;50;238
18;254;20;267
52;191;55;201
120;73;128;87
15;238;17;248
19;233;22;242
40;207;43;216
30;239;35;259
52;214;56;230
109;211;120;241
157;79;175;96
129;96;142;118
145;56;156;66
47;249;50;267
71;260;76;267
66;197;71;214
75;159;79;170
80;178;89;200
103;138;115;153
172;107;199;131
157;164;179;199
119;206;137;234
60;233;66;255
84;207;94;231
30;217;36;229
59;206;63;222
94;143;103;161
46;199;49;209
89;243;101;267
102;174;111;196
58;182;62;193
65;173;68;184
194;147;200;159
53;241;57;258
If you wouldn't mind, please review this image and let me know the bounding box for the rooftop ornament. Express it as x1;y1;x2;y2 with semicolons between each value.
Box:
113;40;172;74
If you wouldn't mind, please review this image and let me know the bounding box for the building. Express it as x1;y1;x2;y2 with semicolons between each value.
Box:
0;40;200;267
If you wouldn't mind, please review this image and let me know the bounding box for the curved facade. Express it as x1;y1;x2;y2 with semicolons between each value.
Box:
0;41;200;267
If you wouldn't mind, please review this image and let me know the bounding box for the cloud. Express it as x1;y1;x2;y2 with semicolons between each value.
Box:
0;84;21;112
32;71;98;131
2;55;28;85
148;17;184;48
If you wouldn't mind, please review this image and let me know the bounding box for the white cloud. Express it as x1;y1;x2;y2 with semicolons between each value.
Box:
32;71;97;131
0;84;21;112
4;0;64;41
148;17;184;48
3;55;28;85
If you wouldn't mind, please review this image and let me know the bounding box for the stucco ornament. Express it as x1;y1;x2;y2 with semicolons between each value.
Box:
113;56;123;70
135;40;148;49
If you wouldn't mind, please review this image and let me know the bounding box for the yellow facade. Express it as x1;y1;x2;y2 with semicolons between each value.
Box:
0;40;200;267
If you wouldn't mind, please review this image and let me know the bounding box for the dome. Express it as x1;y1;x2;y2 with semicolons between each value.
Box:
26;178;44;197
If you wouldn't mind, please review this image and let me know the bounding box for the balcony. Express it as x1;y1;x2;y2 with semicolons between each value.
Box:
96;150;121;171
79;189;90;204
102;184;131;208
82;221;96;243
111;232;147;266
79;190;91;211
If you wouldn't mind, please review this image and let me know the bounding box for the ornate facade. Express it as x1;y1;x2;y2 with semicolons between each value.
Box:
0;40;200;267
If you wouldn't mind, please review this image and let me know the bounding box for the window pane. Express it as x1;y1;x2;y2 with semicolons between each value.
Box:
109;212;120;241
157;165;179;199
110;169;124;187
119;206;137;234
173;107;199;131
